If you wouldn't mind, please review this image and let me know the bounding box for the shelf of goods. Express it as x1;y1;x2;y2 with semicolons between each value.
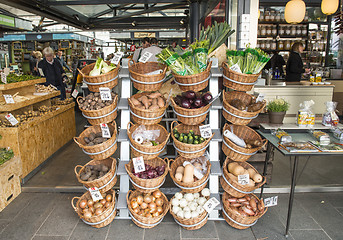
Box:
72;58;268;230
0;77;76;179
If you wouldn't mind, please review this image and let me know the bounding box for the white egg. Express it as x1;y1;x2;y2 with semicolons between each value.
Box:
171;198;179;206
189;202;198;211
197;197;207;206
175;192;183;200
196;206;204;214
184;211;192;219
193;192;200;199
177;210;184;218
183;206;190;212
184;193;194;202
201;188;211;197
179;198;188;208
172;206;180;214
191;211;199;218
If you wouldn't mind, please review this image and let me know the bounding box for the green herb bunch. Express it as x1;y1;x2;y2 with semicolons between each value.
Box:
266;98;290;112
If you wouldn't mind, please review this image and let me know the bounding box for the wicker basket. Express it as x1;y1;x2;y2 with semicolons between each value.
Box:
77;95;118;125
222;91;266;126
128;92;168;125
169;195;209;230
168;156;211;193
127;122;170;160
222;192;267;229
222;62;260;92
125;157;168;193
74;157;117;193
222;124;267;162
126;190;169;228
78;61;120;92
74;122;117;160
171;95;211;125
71;190;116;228
220;157;266;198
172;62;212;92
171;121;214;159
128;60;167;91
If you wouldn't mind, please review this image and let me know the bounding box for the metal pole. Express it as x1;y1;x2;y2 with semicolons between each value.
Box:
285;156;298;237
190;0;199;42
260;141;272;198
325;15;332;67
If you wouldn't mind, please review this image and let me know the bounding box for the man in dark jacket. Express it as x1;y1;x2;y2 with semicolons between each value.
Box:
286;42;310;82
56;50;71;72
38;47;67;99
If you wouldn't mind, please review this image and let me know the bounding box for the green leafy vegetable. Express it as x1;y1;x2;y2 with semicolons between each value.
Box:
89;58;116;76
0;148;14;166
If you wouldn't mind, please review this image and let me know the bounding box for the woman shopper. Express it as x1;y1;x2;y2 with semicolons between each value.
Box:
285;42;310;82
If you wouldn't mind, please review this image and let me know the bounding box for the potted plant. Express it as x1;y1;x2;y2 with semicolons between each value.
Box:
266;98;290;124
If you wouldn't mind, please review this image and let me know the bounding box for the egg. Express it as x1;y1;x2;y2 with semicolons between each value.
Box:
193;193;200;199
175;192;183;200
184;211;192;219
177;210;184;218
171;198;179;206
179;198;188;208
172;206;180;214
184;193;194;202
197;197;207;206
191;211;199;218
201;188;210;197
189;202;198;211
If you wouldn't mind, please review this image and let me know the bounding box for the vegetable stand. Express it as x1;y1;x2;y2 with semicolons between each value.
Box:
258;128;343;237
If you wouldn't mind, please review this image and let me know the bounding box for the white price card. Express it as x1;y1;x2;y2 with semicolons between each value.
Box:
256;93;265;102
101;123;111;138
111;52;124;65
203;197;220;213
139;52;153;63
5;113;19;126
264;196;278;207
89;187;103;202
133;156;145;173
199;124;212;139
4;94;14;104
99;87;112;101
71;89;78;98
238;174;250;185
230;63;242;73
1;72;7;83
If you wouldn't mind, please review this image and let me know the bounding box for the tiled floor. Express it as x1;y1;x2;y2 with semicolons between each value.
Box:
1;192;342;240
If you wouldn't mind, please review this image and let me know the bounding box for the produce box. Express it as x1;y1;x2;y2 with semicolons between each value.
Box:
0;156;21;212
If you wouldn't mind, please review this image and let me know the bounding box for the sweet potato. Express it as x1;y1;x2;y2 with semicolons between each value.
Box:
148;92;161;99
131;97;141;106
140;96;149;109
157;97;165;108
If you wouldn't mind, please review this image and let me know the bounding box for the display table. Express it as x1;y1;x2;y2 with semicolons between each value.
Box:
258;127;343;237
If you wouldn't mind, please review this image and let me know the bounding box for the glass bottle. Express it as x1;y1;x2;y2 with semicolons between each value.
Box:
266;26;272;36
279;25;285;35
286;26;291;35
275;11;281;21
272;26;277;36
265;10;270;21
261;25;266;36
270;10;276;21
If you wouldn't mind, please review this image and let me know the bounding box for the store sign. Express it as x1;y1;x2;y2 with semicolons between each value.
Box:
264;196;278;207
99;87;112;101
199;124;212;139
203;197;220;213
4;95;14;104
5;113;18;126
89;187;103;201
130;45;136;52
238;174;250;185
134;32;156;38
100;123;111;138
132;156;145;173
0;14;15;27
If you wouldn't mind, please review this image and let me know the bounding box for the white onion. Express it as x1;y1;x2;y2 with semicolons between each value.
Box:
184;193;194;202
189;202;198;211
177;210;184;218
183;206;190;212
175;192;183;200
172;206;180;214
196;206;204;214
197;197;207;206
184;211;192;219
193;192;200;199
191;211;199;218
201;188;210;197
171;198;180;206
179;198;188;208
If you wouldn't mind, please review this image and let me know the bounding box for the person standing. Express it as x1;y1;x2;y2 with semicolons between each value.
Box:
38;47;67;99
132;37;150;62
285;42;310;82
29;51;38;76
140;38;162;62
56;50;71;72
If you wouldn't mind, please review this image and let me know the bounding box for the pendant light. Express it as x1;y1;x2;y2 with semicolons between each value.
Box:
321;0;339;15
285;0;306;24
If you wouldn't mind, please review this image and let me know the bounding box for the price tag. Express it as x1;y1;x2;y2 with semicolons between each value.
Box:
4;95;14;104
101;123;111;138
199;124;212;139
111;52;124;65
264;196;278;207
71;89;78;98
203;197;220;213
133;156;145;173
139;52;153;63
230;63;242;73
238;174;250;185
1;72;7;83
38;68;44;76
5;113;19;126
99;87;112;101
256;93;265;102
89;187;103;202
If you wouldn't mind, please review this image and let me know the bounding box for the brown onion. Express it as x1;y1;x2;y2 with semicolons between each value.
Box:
152;211;160;217
87;199;94;208
94;202;103;209
149;202;157;209
100;199;107;205
131;200;139;209
104;201;111;209
133;208;139;214
105;194;112;202
95;208;103;216
141;202;148;209
156;206;163;214
83;210;92;219
79;200;87;209
152;190;162;199
144;195;152;203
88;206;95;213
155;198;163;207
136;195;143;205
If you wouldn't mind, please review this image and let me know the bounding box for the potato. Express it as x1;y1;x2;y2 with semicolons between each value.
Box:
88;132;96;141
149;104;159;110
140;96;150;109
230;99;246;110
148;92;161;98
157;97;165;108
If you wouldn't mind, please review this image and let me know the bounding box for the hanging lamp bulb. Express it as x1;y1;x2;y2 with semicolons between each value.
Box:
285;0;306;24
321;0;339;15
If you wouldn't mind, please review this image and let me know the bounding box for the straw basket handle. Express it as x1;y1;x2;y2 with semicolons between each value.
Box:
74;165;83;176
171;121;179;130
222;61;230;69
163;158;169;171
77;68;85;77
128;59;135;68
261;139;268;149
206;61;213;71
127;121;135;134
71;197;80;211
73;137;83;148
126;190;133;204
161;64;168;75
76;96;83;105
167;158;174;171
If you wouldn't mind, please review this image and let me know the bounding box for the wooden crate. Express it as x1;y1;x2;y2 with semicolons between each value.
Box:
0;103;76;178
0;156;21;212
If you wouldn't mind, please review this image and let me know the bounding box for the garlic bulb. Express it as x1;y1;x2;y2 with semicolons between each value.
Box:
171;198;179;206
191;211;199;218
193;192;200;199
184;193;194;202
197;197;207;206
177;210;184;218
172;206;180;214
201;188;210;197
175;192;183;200
179;198;188;208
189;202;198;211
184;211;192;219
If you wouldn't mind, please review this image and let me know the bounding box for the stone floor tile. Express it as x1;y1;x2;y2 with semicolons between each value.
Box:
69;221;109;240
0;220;10;234
106;219;144;240
181;220;218;239
0;193;36;220
336;207;343;216
290;230;331;240
214;220;255;240
144;222;180;240
321;192;343;208
32;236;68;240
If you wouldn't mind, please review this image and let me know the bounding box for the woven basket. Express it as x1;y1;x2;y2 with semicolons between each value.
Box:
74;157;117;193
222;62;260;92
171;95;211;125
78;61;120;92
171;121;214;159
222;91;266;126
168;156;211;193
222;124;267;162
128;60;167;91
169;195;209;230
71;190;116;228
172;62;212;92
220;157;266;198
127;122;170;160
222;192;267;229
126;190;169;228
74;122;117;160
128;92;168;125
125;157;168;193
77;95;118;125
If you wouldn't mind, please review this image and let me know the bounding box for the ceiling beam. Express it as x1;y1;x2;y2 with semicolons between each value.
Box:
47;0;187;5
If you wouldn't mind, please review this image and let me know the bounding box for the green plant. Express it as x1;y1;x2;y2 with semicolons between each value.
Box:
266;98;290;112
